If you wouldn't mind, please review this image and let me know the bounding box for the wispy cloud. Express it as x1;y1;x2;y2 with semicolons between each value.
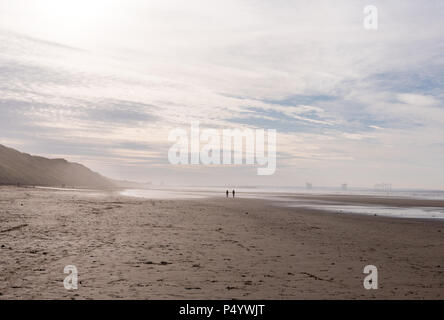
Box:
1;1;444;187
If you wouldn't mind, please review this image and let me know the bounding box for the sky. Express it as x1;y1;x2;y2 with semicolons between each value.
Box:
1;0;444;189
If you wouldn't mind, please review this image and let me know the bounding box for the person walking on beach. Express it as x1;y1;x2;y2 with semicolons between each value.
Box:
226;190;229;198
232;190;235;198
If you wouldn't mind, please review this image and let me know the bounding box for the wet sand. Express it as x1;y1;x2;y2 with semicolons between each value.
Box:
280;193;444;207
0;186;443;299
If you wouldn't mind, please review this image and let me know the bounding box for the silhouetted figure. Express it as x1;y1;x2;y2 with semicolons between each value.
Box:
232;190;235;198
226;190;229;198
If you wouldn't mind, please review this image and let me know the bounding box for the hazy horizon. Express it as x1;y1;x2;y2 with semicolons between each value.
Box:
1;0;444;189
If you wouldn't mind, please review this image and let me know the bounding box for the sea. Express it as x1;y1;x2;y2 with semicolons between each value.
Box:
120;186;444;220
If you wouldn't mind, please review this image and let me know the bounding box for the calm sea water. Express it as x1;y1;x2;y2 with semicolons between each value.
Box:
120;187;444;220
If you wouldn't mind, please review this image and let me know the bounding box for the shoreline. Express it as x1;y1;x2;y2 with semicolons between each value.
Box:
120;187;444;221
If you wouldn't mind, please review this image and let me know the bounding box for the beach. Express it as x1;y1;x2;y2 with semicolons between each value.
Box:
0;186;443;299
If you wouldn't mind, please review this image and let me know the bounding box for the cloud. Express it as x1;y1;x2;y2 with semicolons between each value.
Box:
397;94;439;107
0;1;444;187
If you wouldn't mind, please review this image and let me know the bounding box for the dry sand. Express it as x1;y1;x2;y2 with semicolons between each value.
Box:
0;186;443;299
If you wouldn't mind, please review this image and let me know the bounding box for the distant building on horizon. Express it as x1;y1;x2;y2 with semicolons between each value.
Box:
375;183;392;193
